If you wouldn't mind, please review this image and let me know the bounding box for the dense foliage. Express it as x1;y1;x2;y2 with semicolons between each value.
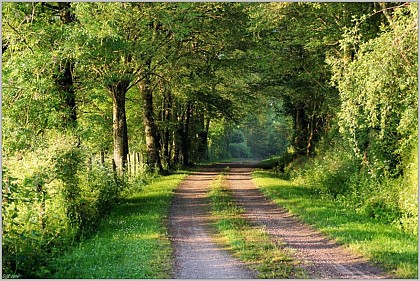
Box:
2;2;417;277
263;3;418;235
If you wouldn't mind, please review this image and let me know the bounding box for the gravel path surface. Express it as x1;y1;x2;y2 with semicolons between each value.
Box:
226;165;390;279
167;166;257;279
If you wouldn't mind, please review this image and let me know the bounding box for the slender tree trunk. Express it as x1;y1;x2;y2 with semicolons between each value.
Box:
306;118;314;157
198;116;210;161
139;59;162;171
110;80;130;175
162;89;172;169
173;109;181;166
378;2;393;25
55;2;77;128
293;103;310;156
306;103;317;157
204;117;211;160
173;131;180;165
57;60;77;128
295;105;300;151
294;105;302;155
180;103;192;166
50;3;76;127
54;2;81;229
173;106;181;165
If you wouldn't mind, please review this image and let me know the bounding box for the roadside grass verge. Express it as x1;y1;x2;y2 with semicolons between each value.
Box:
252;170;418;279
47;173;187;279
208;172;307;279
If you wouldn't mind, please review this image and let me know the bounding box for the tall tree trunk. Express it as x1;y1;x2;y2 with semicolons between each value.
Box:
294;104;306;155
56;60;77;128
139;59;162;171
173;108;182;166
306;103;317;157
162;89;172;169
173;130;180;165
306;116;315;157
180;103;192;166
54;2;76;128
109;80;130;175
198;116;210;161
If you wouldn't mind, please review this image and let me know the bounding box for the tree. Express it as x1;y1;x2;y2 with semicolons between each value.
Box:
247;2;383;157
72;2;163;173
332;3;418;176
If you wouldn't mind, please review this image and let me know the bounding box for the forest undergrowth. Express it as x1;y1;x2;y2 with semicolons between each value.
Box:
265;135;418;237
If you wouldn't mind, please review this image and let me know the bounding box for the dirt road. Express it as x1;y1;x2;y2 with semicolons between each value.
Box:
168;162;389;279
167;165;257;279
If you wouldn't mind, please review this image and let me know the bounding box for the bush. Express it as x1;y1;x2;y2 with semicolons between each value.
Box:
229;142;251;158
77;163;120;236
2;135;121;277
279;129;417;235
354;177;403;225
396;143;418;235
283;137;358;199
2;167;74;278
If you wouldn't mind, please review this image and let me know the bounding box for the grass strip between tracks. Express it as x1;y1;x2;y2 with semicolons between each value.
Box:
208;171;307;279
252;170;418;279
47;173;187;279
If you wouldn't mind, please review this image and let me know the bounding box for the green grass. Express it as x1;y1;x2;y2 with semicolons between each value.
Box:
252;170;418;279
208;172;307;279
46;173;187;279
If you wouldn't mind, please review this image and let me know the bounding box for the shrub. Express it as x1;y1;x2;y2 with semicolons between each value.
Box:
2;135;121;277
282;133;417;235
77;163;120;236
355;177;403;225
2;166;74;278
396;144;418;235
229;142;252;158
